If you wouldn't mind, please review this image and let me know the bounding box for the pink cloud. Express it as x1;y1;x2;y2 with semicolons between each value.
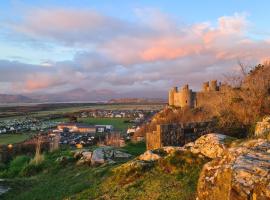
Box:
13;74;67;92
4;9;270;94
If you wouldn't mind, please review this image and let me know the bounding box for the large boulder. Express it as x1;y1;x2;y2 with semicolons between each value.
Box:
255;116;270;140
74;147;132;166
190;133;231;159
197;139;270;200
91;147;108;165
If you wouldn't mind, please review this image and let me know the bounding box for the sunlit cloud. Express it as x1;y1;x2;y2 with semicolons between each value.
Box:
1;8;270;96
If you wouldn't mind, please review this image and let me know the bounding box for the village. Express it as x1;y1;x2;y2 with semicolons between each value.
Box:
0;108;159;151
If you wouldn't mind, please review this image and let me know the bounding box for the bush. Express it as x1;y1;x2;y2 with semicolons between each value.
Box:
5;155;31;177
20;162;45;177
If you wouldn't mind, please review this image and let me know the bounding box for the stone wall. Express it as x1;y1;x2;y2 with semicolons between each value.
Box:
146;122;212;150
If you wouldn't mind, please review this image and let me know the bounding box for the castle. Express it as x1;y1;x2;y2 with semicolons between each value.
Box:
146;80;224;150
168;80;222;108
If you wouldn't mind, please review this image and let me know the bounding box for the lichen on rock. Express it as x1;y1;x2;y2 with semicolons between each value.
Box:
197;139;270;200
255;116;270;140
190;133;232;159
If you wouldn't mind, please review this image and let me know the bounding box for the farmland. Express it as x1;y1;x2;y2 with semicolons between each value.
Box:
0;134;31;145
78;117;133;131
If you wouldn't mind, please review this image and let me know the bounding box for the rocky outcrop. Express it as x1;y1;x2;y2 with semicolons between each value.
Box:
75;146;132;166
197;139;270;200
138;150;161;161
186;133;232;159
255;116;270;140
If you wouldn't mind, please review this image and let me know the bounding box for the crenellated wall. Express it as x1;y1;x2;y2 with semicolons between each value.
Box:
169;80;221;108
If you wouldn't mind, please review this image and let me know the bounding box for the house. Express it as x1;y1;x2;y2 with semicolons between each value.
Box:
96;125;113;133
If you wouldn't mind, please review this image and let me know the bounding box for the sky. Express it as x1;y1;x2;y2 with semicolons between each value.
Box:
0;0;270;96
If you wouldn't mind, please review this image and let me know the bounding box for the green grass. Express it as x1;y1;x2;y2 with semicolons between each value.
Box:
1;143;142;200
1;144;207;200
121;141;146;156
49;117;69;123
78;117;133;131
75;151;208;200
0;134;31;145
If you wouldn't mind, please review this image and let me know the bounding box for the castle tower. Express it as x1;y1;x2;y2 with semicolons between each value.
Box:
209;80;218;91
168;87;177;106
179;84;193;108
202;82;209;92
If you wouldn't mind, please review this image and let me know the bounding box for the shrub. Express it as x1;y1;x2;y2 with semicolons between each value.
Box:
5;155;31;177
20;162;45;177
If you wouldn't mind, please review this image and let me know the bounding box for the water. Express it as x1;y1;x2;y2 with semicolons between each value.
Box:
0;179;9;196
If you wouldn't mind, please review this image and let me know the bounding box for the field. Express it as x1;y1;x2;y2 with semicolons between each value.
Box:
0;103;164;120
78;117;133;131
0;134;31;145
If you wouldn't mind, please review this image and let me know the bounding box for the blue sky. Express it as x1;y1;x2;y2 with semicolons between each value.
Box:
0;1;270;97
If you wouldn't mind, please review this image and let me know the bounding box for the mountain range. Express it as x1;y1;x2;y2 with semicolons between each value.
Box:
0;88;167;103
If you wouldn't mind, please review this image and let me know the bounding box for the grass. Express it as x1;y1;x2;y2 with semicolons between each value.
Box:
1;143;141;200
1;143;207;200
49;117;69;122
78;117;133;131
121;141;146;156
75;151;208;200
0;134;31;145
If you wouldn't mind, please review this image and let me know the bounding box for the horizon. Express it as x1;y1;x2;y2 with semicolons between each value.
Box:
1;1;270;98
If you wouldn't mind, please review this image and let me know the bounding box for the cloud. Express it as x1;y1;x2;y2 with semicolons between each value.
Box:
2;8;270;96
9;8;148;46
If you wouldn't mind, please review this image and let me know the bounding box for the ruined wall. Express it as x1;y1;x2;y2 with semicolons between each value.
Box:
146;123;212;150
159;124;185;147
146;124;184;150
146;129;161;150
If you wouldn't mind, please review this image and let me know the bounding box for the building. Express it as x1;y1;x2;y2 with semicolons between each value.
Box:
96;125;113;133
168;80;222;108
57;123;96;133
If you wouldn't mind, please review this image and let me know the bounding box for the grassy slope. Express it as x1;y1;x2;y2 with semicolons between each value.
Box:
1;142;207;200
1;142;145;200
75;151;207;200
0;134;30;145
79;117;133;131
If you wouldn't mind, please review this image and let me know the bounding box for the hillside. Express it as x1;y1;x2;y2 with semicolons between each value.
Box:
0;142;207;200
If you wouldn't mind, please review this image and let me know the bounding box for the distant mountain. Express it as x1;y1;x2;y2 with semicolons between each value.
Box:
0;88;167;103
28;88;117;102
0;94;34;103
108;98;166;104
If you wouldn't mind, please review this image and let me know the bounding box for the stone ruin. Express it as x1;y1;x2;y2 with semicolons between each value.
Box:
146;122;212;150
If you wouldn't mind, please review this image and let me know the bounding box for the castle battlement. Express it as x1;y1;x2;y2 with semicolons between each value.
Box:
169;80;221;108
